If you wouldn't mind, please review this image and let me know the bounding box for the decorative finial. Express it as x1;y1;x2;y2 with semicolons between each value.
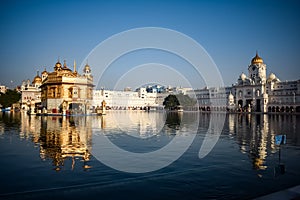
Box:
37;70;39;76
58;56;60;62
63;60;67;68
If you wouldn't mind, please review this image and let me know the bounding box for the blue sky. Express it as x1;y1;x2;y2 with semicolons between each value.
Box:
0;0;299;89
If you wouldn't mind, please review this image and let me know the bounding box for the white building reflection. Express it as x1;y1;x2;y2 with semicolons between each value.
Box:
91;111;167;138
231;113;294;172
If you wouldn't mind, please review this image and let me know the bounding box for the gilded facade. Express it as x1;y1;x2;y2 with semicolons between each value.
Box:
40;60;94;114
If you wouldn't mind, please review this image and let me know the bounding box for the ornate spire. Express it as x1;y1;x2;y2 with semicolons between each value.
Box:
63;60;67;68
73;60;77;72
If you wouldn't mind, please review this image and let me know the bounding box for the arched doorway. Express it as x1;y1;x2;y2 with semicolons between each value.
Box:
238;100;243;108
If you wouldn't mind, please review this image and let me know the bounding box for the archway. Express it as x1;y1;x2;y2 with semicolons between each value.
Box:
290;106;294;112
256;99;261;112
238;100;243;108
272;106;275;112
268;107;271;112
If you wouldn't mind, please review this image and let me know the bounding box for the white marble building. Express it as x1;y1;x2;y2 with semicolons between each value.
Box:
20;72;42;111
232;53;300;112
93;88;160;110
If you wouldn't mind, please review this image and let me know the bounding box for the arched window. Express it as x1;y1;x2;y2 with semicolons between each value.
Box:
256;89;260;97
239;90;242;98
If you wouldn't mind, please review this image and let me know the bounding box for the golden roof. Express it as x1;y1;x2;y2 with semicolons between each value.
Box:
32;71;42;84
251;52;263;64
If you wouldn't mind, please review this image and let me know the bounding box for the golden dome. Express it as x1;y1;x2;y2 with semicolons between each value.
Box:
84;63;91;72
42;68;48;75
251;52;263;64
55;61;62;68
32;72;42;84
54;59;62;71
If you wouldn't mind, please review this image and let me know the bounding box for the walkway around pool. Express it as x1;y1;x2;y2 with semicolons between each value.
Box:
255;185;300;200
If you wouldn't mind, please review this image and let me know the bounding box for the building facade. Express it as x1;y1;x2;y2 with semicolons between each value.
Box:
93;88;159;110
20;72;42;111
232;53;300;112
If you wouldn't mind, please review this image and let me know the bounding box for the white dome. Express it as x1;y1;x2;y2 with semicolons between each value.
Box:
240;73;247;80
269;73;276;80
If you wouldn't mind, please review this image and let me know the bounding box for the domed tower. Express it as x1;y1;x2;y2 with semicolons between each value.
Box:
32;71;42;88
41;68;48;82
228;92;235;106
83;62;92;79
54;59;62;71
248;52;267;84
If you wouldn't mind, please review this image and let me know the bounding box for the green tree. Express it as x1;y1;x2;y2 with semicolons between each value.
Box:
176;93;197;107
163;94;197;110
0;89;21;108
163;94;180;110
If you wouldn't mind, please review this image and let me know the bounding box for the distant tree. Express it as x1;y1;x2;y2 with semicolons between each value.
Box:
163;95;180;110
176;93;197;107
0;89;21;108
163;94;197;110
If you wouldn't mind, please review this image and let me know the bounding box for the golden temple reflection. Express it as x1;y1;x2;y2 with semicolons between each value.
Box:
40;115;93;170
20;113;93;170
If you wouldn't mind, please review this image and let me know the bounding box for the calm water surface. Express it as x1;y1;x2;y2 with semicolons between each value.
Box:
0;111;299;200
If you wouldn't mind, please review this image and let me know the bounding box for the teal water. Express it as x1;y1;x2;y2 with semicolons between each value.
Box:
0;111;299;199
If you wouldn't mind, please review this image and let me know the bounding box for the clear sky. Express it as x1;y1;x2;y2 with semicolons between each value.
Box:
0;0;299;89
